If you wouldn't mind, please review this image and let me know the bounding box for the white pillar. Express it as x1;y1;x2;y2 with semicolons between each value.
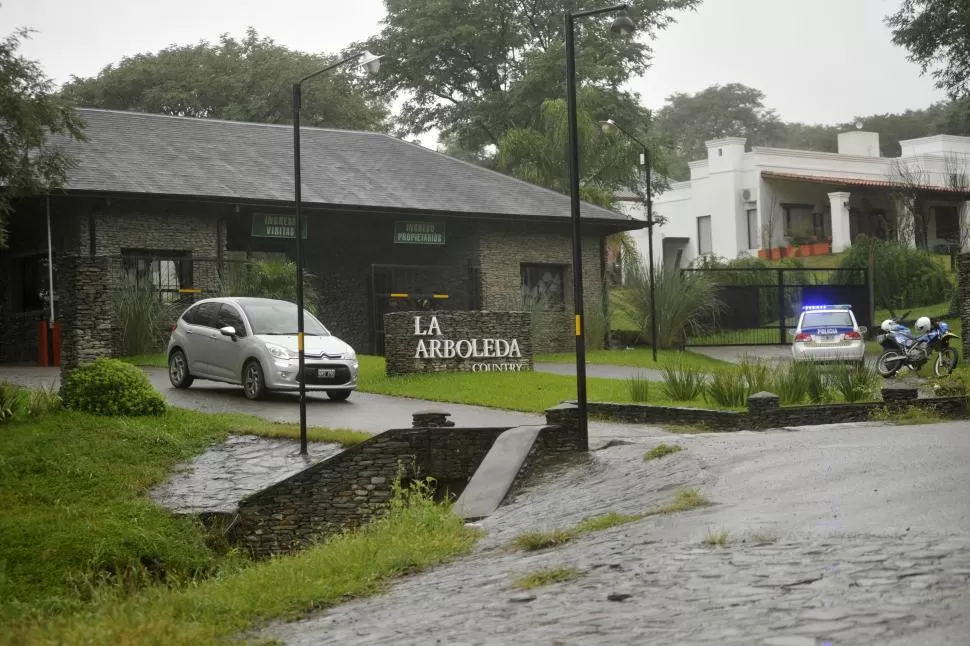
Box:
828;191;852;253
961;201;970;253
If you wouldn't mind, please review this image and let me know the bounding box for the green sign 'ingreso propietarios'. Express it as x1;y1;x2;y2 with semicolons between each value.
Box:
394;221;445;245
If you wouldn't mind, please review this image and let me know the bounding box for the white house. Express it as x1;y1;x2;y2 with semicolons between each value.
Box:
618;132;970;270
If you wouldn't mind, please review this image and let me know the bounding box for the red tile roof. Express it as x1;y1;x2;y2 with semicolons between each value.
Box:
761;171;970;196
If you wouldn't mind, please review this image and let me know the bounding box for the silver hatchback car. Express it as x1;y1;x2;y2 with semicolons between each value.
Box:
166;297;358;401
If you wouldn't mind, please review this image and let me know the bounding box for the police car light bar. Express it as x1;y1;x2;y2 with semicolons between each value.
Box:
801;304;852;311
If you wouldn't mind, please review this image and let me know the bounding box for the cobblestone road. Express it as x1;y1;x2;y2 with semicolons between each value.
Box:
266;424;970;646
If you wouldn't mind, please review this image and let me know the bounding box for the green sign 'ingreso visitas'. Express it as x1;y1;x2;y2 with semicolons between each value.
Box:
394;221;445;245
252;214;308;239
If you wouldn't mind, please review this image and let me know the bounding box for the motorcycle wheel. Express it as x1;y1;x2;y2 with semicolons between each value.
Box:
934;347;959;378
877;349;904;378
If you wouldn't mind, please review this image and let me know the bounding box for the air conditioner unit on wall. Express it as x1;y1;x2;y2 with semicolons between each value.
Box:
740;188;755;203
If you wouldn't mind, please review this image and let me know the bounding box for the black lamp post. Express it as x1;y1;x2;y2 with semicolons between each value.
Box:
565;4;635;450
599;118;658;362
293;50;382;456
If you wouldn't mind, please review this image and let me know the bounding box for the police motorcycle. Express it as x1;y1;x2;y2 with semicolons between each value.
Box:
875;315;960;378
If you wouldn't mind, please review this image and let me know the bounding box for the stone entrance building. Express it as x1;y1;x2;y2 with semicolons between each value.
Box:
0;109;642;365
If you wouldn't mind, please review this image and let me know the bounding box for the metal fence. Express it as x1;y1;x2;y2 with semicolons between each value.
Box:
681;267;871;346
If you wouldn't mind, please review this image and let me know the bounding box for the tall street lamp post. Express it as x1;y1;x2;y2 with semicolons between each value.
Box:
293;50;382;456
564;4;635;449
600;118;658;362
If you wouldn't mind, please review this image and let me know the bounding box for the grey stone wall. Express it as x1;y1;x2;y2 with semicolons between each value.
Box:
584;391;969;432
959;253;969;361
383;310;533;376
477;228;606;354
231;426;509;557
57;256;118;372
231;405;586;558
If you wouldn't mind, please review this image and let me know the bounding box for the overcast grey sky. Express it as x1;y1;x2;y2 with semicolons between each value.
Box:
5;0;945;137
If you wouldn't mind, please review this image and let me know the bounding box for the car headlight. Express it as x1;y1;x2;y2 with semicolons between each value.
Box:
341;347;357;360
266;343;293;360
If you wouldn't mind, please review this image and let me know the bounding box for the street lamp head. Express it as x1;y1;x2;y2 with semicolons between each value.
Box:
599;119;618;134
359;51;383;75
610;10;636;37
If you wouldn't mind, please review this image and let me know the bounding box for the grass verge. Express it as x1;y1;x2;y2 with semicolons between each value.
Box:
512;567;582;590
510;490;710;552
357;356;715;413
643;443;683;461
6;481;479;645
536;348;732;372
120;353;168;368
1;405;476;645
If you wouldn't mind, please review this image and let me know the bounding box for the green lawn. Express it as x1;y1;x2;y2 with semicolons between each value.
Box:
1;404;476;645
536;348;732;372
356;355;712;413
121;352;168;368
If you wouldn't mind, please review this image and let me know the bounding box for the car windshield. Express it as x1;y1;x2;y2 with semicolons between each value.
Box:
801;311;853;329
240;301;330;336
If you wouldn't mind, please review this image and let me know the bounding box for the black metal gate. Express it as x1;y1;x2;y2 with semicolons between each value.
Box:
681;267;871;346
369;263;480;355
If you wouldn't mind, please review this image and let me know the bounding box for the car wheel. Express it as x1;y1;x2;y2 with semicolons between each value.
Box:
326;390;352;402
934;348;959;378
876;350;903;378
168;349;194;389
243;360;267;401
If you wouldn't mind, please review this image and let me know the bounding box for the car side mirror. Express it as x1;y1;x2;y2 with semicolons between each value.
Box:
219;325;237;340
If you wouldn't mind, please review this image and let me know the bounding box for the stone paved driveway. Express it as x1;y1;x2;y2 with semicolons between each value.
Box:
266;422;970;645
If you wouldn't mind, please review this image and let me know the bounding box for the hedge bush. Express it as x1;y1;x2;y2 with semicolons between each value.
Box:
837;236;953;313
63;358;166;416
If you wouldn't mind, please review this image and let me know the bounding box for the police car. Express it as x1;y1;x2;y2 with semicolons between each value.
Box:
791;304;866;363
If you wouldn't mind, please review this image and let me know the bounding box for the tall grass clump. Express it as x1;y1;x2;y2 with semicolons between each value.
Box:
801;360;832;404
705;370;748;407
830;362;878;403
737;356;774;394
771;362;810;405
221;259;321;315
113;278;167;356
0;381;61;423
661;364;706;401
617;254;724;348
627;373;651;402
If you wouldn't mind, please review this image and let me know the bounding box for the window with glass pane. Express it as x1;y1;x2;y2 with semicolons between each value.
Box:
217;304;247;337
746;209;758;249
697;216;712;254
521;263;565;310
121;249;193;301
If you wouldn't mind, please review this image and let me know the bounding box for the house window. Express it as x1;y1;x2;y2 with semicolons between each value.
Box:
121;249;193;301
934;205;960;242
746;209;758;249
697;216;712;255
782;204;819;242
521;263;565;310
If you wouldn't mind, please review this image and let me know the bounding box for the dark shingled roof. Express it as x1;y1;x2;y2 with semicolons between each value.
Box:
53;109;636;226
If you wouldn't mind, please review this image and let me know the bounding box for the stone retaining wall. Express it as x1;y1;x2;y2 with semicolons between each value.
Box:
586;389;968;432
959;253;969;361
383;310;533;376
231;409;584;558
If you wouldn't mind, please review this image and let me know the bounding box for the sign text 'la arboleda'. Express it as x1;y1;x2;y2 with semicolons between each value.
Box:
413;315;525;372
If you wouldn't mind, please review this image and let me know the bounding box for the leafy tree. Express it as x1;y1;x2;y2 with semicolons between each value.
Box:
497;94;641;207
886;0;970;100
0;26;85;248
359;0;700;157
652;84;783;179
62;28;389;131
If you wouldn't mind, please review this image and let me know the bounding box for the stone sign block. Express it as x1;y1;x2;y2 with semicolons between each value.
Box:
384;310;533;376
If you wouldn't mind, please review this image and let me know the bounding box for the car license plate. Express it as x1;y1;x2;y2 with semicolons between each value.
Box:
317;368;336;378
820;335;838;343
